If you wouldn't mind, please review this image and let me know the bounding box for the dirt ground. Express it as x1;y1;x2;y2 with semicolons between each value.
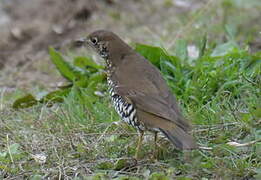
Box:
0;0;210;88
0;0;260;91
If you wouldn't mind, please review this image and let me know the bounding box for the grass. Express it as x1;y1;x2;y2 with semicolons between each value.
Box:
1;0;261;179
1;42;260;179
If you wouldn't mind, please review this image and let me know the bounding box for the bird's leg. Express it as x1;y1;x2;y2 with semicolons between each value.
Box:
135;131;144;159
153;132;158;159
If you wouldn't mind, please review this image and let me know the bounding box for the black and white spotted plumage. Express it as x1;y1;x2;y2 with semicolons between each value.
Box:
86;30;197;150
107;78;145;131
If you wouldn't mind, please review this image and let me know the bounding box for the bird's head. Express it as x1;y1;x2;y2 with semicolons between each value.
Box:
87;30;117;59
75;30;133;67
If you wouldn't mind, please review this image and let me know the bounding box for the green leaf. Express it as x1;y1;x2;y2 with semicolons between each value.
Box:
74;78;89;88
135;43;170;67
49;47;83;81
40;88;71;104
199;35;207;57
225;24;237;40
9;143;21;154
174;39;188;60
160;60;178;75
73;56;104;70
211;41;237;57
12;94;38;109
13;88;72;109
88;72;106;85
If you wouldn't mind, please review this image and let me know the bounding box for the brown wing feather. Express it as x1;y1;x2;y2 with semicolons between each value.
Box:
112;54;191;131
129;94;190;131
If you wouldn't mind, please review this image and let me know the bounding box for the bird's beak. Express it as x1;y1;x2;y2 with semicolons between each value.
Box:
73;37;88;47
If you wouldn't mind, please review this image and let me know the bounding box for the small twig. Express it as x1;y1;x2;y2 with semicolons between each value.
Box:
227;139;261;147
0;87;6;111
6;134;14;164
193;122;239;133
85;132;139;136
199;146;213;150
93;122;115;149
194;122;239;127
198;139;261;150
38;105;45;121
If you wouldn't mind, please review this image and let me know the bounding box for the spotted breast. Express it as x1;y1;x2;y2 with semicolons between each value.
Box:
107;78;145;131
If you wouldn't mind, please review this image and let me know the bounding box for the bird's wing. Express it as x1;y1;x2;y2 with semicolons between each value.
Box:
114;85;190;131
130;93;190;131
113;54;191;131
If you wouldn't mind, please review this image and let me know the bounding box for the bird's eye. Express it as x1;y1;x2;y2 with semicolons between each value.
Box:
90;37;98;45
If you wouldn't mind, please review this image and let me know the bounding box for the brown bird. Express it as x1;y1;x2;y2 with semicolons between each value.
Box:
79;30;197;158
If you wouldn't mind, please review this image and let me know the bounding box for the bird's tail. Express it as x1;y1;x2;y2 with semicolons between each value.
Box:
159;126;197;150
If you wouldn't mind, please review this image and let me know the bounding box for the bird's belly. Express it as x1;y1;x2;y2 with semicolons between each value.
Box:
107;80;145;131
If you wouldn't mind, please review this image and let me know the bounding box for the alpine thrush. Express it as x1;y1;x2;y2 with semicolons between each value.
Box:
80;30;197;158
